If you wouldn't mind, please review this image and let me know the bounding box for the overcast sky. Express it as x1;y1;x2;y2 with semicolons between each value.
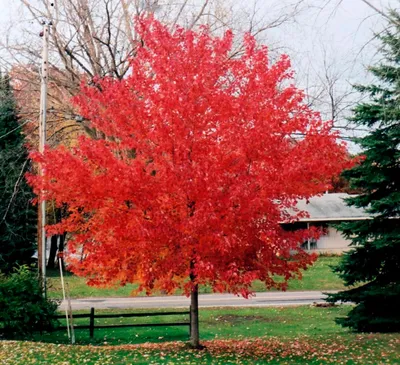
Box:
0;0;395;81
0;0;397;149
268;0;395;78
0;0;394;65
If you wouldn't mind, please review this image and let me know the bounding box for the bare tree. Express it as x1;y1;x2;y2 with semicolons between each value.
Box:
286;0;397;144
0;0;308;136
303;47;360;130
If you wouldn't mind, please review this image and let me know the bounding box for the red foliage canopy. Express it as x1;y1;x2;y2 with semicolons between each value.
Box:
29;17;352;297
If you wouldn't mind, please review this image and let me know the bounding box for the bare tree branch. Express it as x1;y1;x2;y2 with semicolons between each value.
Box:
360;0;400;26
1;159;29;224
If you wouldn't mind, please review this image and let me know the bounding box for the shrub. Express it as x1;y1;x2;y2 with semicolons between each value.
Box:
0;266;59;338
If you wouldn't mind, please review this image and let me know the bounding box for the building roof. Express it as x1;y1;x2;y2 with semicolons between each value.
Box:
294;193;370;222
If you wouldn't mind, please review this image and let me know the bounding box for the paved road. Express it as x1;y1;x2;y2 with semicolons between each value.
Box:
60;291;335;310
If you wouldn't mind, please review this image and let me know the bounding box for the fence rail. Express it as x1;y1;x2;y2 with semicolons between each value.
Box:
54;307;191;338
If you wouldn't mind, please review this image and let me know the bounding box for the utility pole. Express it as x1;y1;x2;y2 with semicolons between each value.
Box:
38;21;50;296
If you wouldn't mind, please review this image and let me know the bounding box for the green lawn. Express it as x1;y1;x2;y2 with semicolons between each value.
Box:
40;305;351;345
47;256;345;299
1;306;399;364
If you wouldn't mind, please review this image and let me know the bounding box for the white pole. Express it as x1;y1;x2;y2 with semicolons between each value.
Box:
38;23;49;296
66;283;76;344
58;252;71;339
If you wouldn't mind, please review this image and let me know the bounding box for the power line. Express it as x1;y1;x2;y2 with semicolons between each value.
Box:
0;120;30;140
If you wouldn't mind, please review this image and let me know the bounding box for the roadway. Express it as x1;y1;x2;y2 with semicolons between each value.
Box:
60;291;335;310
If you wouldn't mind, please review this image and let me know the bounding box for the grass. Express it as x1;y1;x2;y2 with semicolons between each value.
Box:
47;256;345;299
1;306;399;364
39;305;351;345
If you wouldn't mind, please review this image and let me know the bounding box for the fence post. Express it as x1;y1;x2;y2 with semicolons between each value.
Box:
89;307;95;338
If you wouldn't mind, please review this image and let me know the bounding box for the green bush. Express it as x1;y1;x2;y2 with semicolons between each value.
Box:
0;266;59;338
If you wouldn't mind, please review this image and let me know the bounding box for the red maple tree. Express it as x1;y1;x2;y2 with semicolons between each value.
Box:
29;17;352;347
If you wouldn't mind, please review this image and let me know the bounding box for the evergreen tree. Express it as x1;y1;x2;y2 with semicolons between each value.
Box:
0;74;36;273
327;13;400;332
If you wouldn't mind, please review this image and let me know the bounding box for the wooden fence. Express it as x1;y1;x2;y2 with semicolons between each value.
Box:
54;307;191;338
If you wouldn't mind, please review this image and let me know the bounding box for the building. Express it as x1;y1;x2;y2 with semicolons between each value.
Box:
283;193;370;254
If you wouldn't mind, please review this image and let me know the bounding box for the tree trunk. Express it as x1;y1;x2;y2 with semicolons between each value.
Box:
47;235;58;269
58;233;66;270
190;284;203;349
